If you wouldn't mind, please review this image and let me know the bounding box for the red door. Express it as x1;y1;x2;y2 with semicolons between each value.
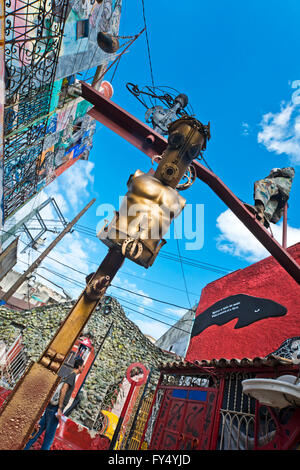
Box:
150;387;218;450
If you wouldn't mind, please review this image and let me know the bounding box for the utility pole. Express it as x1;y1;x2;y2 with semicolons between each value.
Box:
0;197;67;250
0;198;96;305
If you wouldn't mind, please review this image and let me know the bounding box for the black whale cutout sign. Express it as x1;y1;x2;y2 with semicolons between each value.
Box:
191;294;287;338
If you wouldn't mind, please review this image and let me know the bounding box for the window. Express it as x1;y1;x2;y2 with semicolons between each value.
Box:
76;19;89;39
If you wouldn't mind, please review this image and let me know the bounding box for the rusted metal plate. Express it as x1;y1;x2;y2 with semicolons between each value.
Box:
0;362;60;450
42;248;124;363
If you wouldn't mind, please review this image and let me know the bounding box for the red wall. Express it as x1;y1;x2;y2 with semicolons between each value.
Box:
186;243;300;361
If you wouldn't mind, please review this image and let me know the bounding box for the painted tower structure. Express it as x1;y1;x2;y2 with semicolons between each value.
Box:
1;0;121;224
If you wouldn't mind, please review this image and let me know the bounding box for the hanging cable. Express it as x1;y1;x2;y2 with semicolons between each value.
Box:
141;0;156;93
175;227;192;309
34;266;191;333
7;220;233;274
30;220;231;273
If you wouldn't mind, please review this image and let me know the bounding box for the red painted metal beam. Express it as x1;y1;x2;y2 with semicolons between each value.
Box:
81;81;300;285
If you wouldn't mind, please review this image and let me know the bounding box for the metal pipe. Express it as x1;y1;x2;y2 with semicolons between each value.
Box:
109;381;136;450
282;203;288;249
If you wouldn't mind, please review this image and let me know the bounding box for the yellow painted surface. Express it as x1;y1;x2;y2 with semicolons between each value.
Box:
0;362;60;449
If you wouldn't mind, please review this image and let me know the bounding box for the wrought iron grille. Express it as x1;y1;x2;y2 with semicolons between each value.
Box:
160;371;219;388
0;334;29;388
217;372;256;450
3;0;69;219
125;390;155;450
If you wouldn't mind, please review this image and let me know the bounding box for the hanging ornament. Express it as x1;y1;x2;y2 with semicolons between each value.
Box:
97;32;119;53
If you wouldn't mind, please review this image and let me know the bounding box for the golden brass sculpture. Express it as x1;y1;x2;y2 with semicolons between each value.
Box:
98;169;186;267
98;116;210;268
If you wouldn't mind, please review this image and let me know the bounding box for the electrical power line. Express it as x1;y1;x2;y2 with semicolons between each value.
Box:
18;229;201;296
175;230;192;309
1;231;196;332
23;220;232;274
32;265;191;333
0;228;192;311
1;212;234;318
17;258;71;299
141;0;155;92
122;305;191;335
39;264;190;325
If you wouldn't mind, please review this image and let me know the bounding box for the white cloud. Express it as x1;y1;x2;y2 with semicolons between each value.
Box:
241;122;250;136
133;318;169;340
56;160;95;209
257;85;300;164
216;209;300;263
164;306;186;318
110;275;154;308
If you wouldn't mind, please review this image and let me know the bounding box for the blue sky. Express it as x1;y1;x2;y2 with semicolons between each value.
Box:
7;0;300;340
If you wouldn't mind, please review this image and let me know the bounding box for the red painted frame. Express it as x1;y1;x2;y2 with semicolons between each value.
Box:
81;81;300;285
141;364;300;451
148;385;219;450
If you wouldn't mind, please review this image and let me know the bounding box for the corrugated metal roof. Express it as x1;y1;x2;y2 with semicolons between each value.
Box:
158;355;297;371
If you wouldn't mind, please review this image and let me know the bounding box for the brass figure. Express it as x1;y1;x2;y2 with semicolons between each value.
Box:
98;169;186;267
98;116;210;268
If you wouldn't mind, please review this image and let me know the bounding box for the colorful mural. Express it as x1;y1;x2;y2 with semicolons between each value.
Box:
56;0;122;79
185;243;300;361
2;0;120;222
0;0;4;231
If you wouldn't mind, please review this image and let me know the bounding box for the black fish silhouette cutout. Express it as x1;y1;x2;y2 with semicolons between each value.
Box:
191;294;287;338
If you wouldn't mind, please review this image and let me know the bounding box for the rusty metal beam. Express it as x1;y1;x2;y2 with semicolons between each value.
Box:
81;81;300;285
0;247;124;449
0;362;60;450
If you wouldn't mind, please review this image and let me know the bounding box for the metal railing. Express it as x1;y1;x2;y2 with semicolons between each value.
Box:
0;334;28;388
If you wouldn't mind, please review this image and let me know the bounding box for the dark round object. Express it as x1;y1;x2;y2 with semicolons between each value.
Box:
168;131;185;149
187;143;201;159
97;32;119;53
174;93;188;109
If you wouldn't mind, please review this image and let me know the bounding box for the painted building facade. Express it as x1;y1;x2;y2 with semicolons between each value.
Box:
186;242;300;362
1;0;121;224
155;307;196;357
